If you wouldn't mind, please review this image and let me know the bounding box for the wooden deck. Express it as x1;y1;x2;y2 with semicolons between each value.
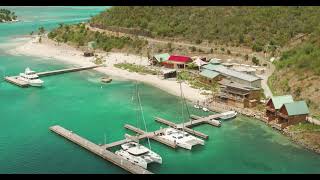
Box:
4;76;29;87
49;125;152;174
4;65;100;87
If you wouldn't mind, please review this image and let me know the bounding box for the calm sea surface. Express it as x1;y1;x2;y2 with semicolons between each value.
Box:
0;6;320;174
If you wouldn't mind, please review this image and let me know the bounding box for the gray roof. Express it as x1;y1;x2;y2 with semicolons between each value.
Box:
219;79;260;91
213;66;261;82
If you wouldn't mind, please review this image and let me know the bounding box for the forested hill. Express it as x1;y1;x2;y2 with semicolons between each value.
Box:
0;9;17;22
268;29;320;116
90;6;320;53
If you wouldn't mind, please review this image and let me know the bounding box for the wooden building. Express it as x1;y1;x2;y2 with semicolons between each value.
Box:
265;95;293;121
162;55;192;69
202;63;262;88
215;79;261;108
277;101;309;128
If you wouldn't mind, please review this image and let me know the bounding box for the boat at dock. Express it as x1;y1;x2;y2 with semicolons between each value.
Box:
115;80;162;169
217;111;237;120
17;68;43;87
159;128;204;150
115;141;162;169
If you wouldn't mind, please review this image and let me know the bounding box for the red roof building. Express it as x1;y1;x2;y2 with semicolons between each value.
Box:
168;55;192;63
162;55;192;69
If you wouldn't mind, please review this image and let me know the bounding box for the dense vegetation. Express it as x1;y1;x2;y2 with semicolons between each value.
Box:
90;6;320;53
48;23;148;52
0;9;17;22
269;30;320;116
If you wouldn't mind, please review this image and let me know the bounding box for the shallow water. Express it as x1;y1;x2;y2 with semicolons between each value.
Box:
0;6;320;174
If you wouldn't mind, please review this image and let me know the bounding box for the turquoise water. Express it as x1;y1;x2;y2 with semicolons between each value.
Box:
0;7;320;174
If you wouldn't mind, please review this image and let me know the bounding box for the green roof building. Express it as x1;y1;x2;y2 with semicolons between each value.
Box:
270;95;294;110
277;100;309;128
199;69;220;79
153;53;170;63
282;101;309;116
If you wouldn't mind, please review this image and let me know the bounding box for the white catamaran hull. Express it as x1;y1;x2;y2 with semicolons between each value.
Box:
115;150;148;169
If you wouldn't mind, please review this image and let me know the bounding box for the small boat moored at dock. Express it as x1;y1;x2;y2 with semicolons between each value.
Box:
217;111;237;120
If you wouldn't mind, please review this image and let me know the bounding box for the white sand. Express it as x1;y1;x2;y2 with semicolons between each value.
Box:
8;36;207;103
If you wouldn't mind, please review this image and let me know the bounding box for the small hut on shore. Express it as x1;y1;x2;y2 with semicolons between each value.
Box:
84;50;94;57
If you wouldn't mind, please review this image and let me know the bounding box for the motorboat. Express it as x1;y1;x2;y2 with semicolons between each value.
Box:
115;141;162;169
159;128;204;150
17;67;43;87
218;111;237;120
202;107;209;112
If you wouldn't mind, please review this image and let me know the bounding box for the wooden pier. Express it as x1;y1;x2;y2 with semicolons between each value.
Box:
49;125;152;174
4;65;100;87
4;76;29;87
49;113;228;174
101;113;223;150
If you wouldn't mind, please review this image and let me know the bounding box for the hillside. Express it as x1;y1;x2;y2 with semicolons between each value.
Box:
0;9;17;22
268;30;320;117
90;6;320;54
48;23;148;54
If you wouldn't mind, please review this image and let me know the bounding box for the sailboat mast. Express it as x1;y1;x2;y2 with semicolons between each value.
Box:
136;82;152;150
179;82;186;134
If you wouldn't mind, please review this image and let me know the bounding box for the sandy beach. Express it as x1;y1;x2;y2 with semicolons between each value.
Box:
8;36;207;103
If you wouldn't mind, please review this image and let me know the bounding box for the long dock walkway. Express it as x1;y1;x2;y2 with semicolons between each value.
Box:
5;65;100;87
49;125;152;174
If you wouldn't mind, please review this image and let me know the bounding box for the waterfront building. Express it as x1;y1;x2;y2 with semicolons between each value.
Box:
265;95;294;121
215;79;261;108
277;101;309;128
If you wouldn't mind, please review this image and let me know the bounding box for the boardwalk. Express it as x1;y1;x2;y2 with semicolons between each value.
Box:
50;125;152;174
4;65;100;87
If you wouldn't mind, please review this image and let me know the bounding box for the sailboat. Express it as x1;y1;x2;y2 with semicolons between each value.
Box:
158;81;205;150
115;81;162;169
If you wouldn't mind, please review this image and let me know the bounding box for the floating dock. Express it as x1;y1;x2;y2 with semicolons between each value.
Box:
49;125;152;174
4;65;100;87
50;113;225;174
101;113;222;150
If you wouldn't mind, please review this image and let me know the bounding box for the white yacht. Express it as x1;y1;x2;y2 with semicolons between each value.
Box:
115;141;162;169
218;111;237;120
159;128;204;150
17;68;43;87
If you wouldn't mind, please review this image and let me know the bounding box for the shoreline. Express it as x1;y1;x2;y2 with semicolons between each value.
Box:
7;36;207;103
7;35;320;155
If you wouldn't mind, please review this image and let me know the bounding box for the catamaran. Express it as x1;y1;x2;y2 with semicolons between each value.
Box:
115;81;162;169
160;127;204;150
17;67;43;87
158;81;205;150
115;141;162;169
